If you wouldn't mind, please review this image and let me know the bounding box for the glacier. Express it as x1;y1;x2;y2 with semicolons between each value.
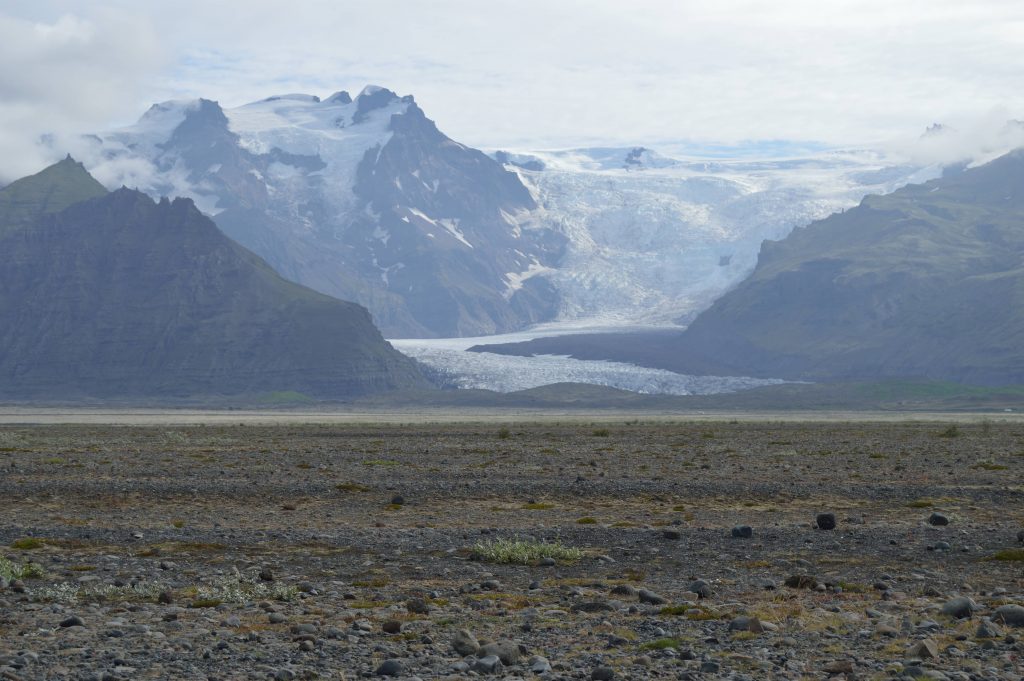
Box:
391;328;786;395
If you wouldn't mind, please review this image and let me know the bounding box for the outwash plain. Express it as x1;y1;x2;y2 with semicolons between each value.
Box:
1;417;1023;680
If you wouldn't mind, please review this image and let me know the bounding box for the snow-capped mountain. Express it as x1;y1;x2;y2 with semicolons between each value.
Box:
79;87;563;338
72;86;938;337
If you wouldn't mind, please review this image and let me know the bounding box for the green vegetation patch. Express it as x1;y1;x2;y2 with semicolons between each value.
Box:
641;637;684;650
987;549;1024;562
0;556;44;581
11;537;46;550
472;538;583;565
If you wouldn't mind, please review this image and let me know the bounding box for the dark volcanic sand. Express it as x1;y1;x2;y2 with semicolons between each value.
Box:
1;421;1022;679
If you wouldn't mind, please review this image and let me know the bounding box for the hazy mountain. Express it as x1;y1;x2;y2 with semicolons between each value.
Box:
0;158;426;400
475;149;1024;386
72;88;932;337
80;88;564;338
0;155;107;236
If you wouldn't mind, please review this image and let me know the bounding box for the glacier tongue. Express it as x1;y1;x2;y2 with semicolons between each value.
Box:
392;329;786;395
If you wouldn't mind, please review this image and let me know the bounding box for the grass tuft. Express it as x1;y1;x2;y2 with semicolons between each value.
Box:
0;556;44;580
11;537;45;550
987;549;1024;562
641;637;683;650
472;538;583;565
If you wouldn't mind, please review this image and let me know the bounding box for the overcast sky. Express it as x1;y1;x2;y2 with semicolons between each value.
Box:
2;0;1023;180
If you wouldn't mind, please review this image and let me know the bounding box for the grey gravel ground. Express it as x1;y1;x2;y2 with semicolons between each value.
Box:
0;421;1022;680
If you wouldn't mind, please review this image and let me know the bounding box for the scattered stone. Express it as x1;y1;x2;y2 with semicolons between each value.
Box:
941;597;977;619
785;575;818;589
688;580;711;599
572;601;616;613
816;513;837;530
731;525;753;538
610;584;636;597
479;639;521;665
728;616;763;633
471;655;502;674
452;629;479;656
993;604;1024;627
529;656;552;674
906;638;940;659
375;659;404;677
928;512;950;526
591;666;615;680
406;597;429;614
823;659;854;675
637;589;666;605
976;621;1001;638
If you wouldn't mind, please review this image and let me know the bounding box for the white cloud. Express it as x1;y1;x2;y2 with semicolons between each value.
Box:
0;9;164;183
2;0;1024;182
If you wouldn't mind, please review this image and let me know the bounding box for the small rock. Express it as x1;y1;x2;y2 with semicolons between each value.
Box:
381;620;402;634
993;604;1024;627
688;580;711;599
941;597;977;619
471;655;503;674
906;638;940;659
479;639;521;665
59;616;84;628
662;529;681;540
406;597;429;614
259;568;274;582
452;629;479;656
728;616;763;633
731;525;753;538
375;659;404;677
390;495;405;506
823;659;854;675
610;584;636;597
976;621;1001;638
529;656;552;674
637;589;666;605
816;513;837;530
785;575;818;589
591;666;615;681
928;512;949;526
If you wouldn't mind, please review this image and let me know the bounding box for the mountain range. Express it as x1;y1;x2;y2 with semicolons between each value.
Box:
474;149;1024;386
69;86;931;337
0;157;425;400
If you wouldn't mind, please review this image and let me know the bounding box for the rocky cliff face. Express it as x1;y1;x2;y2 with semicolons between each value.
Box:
0;160;427;400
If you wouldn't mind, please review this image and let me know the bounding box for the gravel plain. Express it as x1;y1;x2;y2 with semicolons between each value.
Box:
1;420;1022;680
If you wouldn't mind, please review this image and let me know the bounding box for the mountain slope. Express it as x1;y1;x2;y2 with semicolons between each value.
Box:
83;89;562;337
480;150;1024;385
0;156;107;236
0;160;426;399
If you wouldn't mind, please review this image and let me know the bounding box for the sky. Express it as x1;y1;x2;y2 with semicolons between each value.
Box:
2;0;1024;181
